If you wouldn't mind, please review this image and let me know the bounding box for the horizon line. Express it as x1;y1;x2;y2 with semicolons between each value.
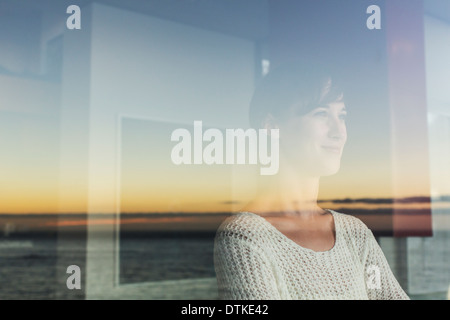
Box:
1;194;449;215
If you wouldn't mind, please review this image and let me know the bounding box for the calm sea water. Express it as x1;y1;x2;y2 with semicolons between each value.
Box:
0;234;217;300
119;234;216;284
0;237;57;299
0;233;447;300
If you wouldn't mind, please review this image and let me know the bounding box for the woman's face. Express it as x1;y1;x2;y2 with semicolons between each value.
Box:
278;101;347;177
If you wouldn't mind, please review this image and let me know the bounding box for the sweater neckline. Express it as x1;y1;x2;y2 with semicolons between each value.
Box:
241;209;340;254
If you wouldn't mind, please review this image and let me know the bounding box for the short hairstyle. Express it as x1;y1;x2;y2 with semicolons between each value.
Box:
249;61;344;128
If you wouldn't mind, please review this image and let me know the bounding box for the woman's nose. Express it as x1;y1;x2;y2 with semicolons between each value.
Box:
328;116;346;140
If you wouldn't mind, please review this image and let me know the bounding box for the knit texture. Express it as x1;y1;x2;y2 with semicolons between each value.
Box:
214;210;409;300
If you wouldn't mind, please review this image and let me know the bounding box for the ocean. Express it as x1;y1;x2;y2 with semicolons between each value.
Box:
0;236;57;299
0;228;448;300
0;233;218;300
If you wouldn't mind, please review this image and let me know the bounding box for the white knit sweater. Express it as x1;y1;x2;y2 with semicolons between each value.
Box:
213;210;410;300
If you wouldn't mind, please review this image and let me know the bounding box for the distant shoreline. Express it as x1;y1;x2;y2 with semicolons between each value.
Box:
0;208;446;238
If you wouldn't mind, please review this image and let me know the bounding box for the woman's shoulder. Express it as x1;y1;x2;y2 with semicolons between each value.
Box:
217;211;269;232
214;212;272;243
330;209;371;237
330;209;376;253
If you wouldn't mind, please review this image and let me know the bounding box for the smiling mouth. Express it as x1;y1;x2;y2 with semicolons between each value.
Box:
322;146;341;154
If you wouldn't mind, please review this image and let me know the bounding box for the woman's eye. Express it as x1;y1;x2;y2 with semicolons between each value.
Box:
339;113;347;121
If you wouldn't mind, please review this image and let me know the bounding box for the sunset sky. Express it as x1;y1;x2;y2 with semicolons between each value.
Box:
0;107;437;215
0;1;446;217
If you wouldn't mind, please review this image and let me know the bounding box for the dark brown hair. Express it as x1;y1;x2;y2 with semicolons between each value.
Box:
249;61;344;128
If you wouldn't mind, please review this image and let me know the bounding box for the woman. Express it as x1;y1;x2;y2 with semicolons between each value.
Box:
213;62;409;300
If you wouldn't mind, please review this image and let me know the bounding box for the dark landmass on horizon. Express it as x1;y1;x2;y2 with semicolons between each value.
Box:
0;205;443;238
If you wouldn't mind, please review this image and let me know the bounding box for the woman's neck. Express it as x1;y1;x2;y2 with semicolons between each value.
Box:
243;161;325;218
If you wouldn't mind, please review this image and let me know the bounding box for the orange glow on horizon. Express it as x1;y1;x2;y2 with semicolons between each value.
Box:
0;195;446;215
